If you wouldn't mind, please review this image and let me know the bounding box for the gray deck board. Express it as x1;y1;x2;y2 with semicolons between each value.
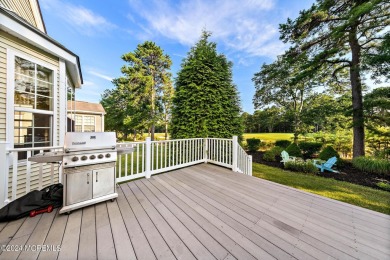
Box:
57;209;82;260
121;183;175;260
167;172;294;260
189;165;380;259
106;197;137;260
95;202;116;260
128;181;196;260
116;186;156;260
0;215;42;259
0;163;389;260
139;178;231;260
135;180;216;259
78;205;97;260
37;212;68;260
18;209;57;260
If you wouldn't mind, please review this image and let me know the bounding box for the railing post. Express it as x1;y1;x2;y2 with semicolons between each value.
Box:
0;142;9;208
203;138;208;163
248;155;253;176
232;136;238;172
145;137;151;178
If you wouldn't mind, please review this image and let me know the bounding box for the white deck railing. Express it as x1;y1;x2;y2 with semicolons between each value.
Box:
0;136;251;207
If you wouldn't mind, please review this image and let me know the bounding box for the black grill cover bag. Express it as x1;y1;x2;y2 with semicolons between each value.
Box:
0;183;63;222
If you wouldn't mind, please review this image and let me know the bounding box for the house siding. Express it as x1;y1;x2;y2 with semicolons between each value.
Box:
0;30;61;142
0;0;37;28
0;30;61;199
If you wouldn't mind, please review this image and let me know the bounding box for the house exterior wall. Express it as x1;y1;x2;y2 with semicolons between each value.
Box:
0;0;38;29
0;30;62;199
0;30;61;143
67;112;105;132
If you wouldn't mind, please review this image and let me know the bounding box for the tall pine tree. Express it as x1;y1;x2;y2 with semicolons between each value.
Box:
170;31;242;139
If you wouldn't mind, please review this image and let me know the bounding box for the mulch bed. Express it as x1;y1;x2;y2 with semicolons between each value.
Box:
248;151;390;191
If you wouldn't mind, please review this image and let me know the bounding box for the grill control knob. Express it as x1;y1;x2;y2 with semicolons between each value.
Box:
81;155;88;161
105;153;111;158
72;156;79;162
90;155;96;160
98;154;104;159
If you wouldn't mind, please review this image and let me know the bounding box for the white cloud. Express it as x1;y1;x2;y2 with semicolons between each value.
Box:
40;0;115;35
128;0;284;58
88;70;114;82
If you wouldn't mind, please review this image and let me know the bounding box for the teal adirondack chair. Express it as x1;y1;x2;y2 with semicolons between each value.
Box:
313;156;339;173
280;150;296;164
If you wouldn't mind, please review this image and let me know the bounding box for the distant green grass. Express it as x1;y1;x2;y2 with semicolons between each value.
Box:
253;163;390;215
243;133;293;142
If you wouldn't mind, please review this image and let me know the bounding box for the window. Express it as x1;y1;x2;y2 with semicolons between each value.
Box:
14;56;54;157
74;115;95;132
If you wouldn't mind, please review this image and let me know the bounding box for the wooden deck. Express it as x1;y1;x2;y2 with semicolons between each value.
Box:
0;164;389;260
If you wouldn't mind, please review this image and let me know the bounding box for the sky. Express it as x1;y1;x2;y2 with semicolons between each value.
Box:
40;0;317;113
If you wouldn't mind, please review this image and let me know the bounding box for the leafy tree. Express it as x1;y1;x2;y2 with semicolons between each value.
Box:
241;112;255;133
113;41;173;141
301;93;352;133
253;54;315;142
364;87;390;137
280;0;390;157
170;31;242;139
100;87;146;140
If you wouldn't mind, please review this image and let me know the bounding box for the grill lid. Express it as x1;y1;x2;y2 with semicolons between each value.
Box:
64;132;116;153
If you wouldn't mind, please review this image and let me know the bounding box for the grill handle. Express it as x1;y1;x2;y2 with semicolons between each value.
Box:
96;172;98;182
64;146;116;153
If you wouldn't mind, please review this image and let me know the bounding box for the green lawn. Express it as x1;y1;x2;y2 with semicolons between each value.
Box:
253;163;390;215
243;133;293;142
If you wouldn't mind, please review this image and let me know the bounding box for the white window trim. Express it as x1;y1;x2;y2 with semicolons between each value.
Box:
6;48;58;160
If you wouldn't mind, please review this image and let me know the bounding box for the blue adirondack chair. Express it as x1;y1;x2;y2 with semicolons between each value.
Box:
280;150;296;164
313;156;339;173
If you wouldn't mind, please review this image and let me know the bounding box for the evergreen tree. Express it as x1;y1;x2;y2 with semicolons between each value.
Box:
170;31;242;139
108;41;173;140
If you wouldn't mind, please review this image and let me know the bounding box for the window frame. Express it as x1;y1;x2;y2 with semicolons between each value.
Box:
6;49;58;161
74;115;96;132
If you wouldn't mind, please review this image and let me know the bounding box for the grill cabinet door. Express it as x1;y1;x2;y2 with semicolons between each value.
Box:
93;167;115;198
66;170;93;205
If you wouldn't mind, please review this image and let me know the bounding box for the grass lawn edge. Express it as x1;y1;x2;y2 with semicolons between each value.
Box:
252;163;390;215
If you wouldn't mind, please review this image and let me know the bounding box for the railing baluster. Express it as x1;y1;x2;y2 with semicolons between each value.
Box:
125;153;128;176
50;164;54;185
131;148;134;176
12;152;18;200
26;150;31;193
38;164;43;190
142;143;145;173
160;142;163;169
119;154;122;177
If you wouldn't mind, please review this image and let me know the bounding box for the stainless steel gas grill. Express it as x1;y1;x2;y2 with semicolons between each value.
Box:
29;132;134;214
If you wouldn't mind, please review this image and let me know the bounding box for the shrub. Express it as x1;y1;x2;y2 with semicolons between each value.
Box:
352;156;390;176
299;142;322;158
263;146;284;162
285;160;318;174
319;146;340;161
246;138;261;152
285;143;302;157
275;140;291;148
377;182;390;191
263;150;276;162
